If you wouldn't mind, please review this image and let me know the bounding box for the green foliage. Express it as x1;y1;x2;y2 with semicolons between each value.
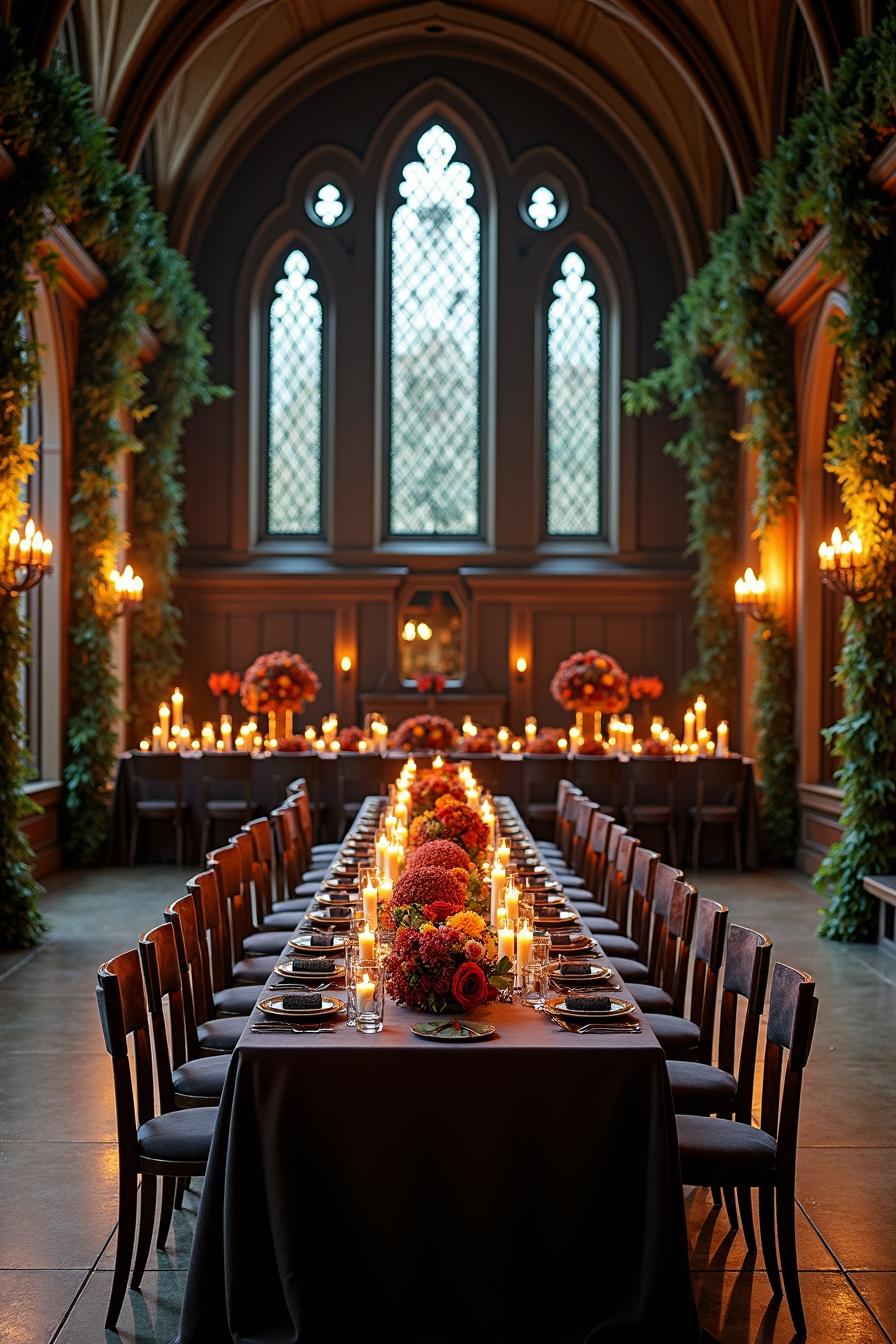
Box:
0;29;220;896
626;8;896;911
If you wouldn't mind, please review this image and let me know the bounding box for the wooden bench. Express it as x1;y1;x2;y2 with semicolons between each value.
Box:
862;875;896;956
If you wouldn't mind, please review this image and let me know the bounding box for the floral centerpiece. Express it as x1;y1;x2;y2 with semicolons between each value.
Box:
408;796;490;863
274;734;313;753
527;729;566;755
640;736;674;757
385;911;512;1013
404;839;486;916
336;725;366;752
575;735;611;756
415;673;446;694
460;728;498;754
551;649;629;737
629;674;664;735
381;864;469;931
207;669;241;716
409;766;466;817
241;651;320;740
389;713;457;752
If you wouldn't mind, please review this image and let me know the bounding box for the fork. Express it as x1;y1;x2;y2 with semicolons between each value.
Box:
250;1024;335;1034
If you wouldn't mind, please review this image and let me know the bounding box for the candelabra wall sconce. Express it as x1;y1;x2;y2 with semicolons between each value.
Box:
817;527;874;601
110;564;144;617
2;518;54;598
734;567;774;622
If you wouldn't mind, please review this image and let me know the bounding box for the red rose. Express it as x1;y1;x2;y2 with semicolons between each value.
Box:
423;899;464;924
451;961;489;1010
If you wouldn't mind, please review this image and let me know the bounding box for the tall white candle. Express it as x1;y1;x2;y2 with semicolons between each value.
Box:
497;922;515;967
505;885;519;928
152;724;162;752
516;920;533;973
694;695;707;736
490;861;506;926
683;709;695;747
496;838;511;869
362;876;378;931
375;832;389;877
358;924;376;962
717;721;729;757
171;687;184;731
355;971;376;1017
387;842;401;882
377;876;393;912
221;716;232;752
158;703;170;750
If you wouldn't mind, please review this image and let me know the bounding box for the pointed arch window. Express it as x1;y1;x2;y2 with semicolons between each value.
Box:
266;249;323;535
388;123;482;536
545;251;602;536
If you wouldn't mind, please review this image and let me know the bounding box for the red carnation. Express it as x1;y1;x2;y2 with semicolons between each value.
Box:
405;840;472;873
451;961;489;1010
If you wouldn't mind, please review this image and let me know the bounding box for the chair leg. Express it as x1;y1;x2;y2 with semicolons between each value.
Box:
758;1185;781;1295
776;1183;806;1336
130;1173;157;1289
737;1185;757;1253
105;1162;138;1329
710;1185;722;1207
722;1184;739;1231
156;1176;176;1249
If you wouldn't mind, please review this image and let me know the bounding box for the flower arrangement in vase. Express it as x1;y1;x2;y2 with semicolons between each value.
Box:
629;674;664;737
550;649;629;738
408;767;466;818
335;725;366;752
389;713;458;752
207;669;241;717
385;910;512;1013
408;797;490;863
240;651;320;740
415;673;446;694
527;729;566;755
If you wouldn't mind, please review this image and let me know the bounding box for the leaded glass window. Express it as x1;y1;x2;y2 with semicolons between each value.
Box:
266;249;323;535
388;124;481;536
546;251;601;536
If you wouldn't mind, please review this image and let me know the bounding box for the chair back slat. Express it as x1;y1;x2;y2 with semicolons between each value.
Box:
131;752;183;798
96;950;156;1136
759;964;817;1154
190;868;231;994
602;823;626;905
686;898;728;1062
654;879;697;1013
569;798;599;874
715;924;773;1119
165;893;209;1053
228;830;258;922
628;846;659;959
210;842;253;968
244;816;276;918
605;831;640;929
581;810;613;895
694;757;746;810
138;924;184;1113
274;805;305;896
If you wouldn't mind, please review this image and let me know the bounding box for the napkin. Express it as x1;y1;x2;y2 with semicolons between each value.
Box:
290;957;335;973
551;932;572;946
323;905;351;918
556;963;592;978
565;993;611;1013
311;932;335;946
282;992;323;1010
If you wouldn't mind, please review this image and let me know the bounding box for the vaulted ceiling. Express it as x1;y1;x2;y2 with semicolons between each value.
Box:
2;0;878;269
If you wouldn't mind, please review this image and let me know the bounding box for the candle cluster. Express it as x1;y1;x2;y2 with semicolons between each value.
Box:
3;517;54;596
734;566;768;610
817;526;863;571
109;563;144;611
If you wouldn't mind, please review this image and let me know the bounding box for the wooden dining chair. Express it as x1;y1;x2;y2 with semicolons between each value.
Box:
546;795;595;888
688;756;747;870
521;755;568;836
128;752;188;866
576;810;615;905
608;859;683;983
608;876;696;990
585;832;641;957
96;950;217;1330
198;752;254;858
273;803;323;900
139;921;230;1107
269;751;328;838
169;886;260;1020
539;780;581;860
209;840;285;961
639;897;728;1062
677;963;818;1337
569;754;622;815
625;756;678;864
285;787;336;874
189;869;278;992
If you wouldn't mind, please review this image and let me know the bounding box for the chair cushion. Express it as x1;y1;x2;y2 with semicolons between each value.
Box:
205;800;253;817
312;844;340;857
567;901;609;919
197;1015;248;1053
242;930;288;956
213;984;262;1015
271;898;312;916
232;955;279;984
591;932;639;956
137;1107;217;1164
172;1054;230;1101
645;1013;700;1060
677;1115;777;1182
539;843;564;855
629;983;674;1013
608;957;650;983
303;868;330;881
666;1060;737;1115
263;911;303;931
554;873;585;889
294;882;322;898
583;916;621;934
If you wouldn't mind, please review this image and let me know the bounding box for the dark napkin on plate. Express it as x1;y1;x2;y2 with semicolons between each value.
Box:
321;905;351;918
282;992;323;1010
551;932;572;946
565;992;611;1013
310;932;335;946
290;957;335;973
556;962;593;978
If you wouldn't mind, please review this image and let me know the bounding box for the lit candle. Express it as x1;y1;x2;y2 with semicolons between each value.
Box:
694;695;706;735
651;716;663;741
505;884;519;927
158;702;170;749
405;755;416;775
191;738;200;751
151;724;162;752
139;738;150;752
497;905;507;926
362;875;378;931
433;754;443;770
511;739;522;753
201;722;215;750
717;721;729;757
683;708;695;747
221;716;232;752
375;831;389;876
395;823;408;850
355;970;376;1017
394;801;408;827
525;716;537;741
497;921;515;968
481;806;496;847
697;727;710;754
490;861;506;926
171;687;184;730
569;726;581;753
496;838;511;869
179;727;191;750
384;811;396;840
387;842;402;881
516;919;533;973
377;875;393;912
498;726;510;750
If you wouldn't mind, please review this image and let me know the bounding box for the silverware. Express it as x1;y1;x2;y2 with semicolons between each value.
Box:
250;1024;336;1034
543;1011;640;1035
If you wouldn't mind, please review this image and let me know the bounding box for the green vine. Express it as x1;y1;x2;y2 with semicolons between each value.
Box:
625;9;896;905
0;30;220;907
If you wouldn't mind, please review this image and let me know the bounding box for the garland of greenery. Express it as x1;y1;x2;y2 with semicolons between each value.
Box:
625;6;896;928
0;30;219;910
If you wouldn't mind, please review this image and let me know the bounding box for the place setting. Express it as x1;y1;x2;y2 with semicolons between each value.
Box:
251;989;346;1033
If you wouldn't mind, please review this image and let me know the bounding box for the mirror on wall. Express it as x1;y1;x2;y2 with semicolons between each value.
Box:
398;589;464;684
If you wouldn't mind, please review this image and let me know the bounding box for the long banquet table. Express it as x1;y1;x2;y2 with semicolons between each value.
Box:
176;798;700;1344
112;748;760;868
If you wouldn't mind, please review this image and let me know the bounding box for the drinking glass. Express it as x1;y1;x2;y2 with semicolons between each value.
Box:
343;939;359;1026
350;958;385;1034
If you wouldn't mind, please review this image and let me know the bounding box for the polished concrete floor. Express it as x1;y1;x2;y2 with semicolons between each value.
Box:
0;864;893;1343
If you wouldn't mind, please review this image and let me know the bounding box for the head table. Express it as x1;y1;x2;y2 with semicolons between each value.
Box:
175;798;700;1344
111;748;760;868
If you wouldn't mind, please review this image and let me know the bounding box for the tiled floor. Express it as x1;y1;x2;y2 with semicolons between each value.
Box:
0;864;893;1343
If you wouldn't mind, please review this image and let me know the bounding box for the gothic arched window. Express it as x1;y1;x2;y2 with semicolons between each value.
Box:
545;250;602;536
266;248;323;535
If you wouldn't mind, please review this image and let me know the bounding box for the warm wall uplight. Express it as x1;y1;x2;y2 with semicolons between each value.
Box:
3;517;54;597
515;656;528;681
340;655;353;680
110;563;144;617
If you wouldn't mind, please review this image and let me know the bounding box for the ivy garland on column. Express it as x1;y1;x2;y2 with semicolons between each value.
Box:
0;31;219;923
625;6;896;929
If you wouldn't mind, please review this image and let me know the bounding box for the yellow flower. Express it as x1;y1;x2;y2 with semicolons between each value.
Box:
446;910;486;940
420;922;438;934
483;933;498;961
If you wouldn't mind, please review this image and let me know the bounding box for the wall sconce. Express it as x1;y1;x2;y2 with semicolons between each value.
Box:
515;656;528;682
818;527;872;601
2;517;54;597
340;655;353;681
110;563;144;617
734;567;773;622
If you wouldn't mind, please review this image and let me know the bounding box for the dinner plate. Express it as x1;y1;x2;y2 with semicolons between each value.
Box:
258;994;345;1020
319;885;361;901
275;960;345;982
410;1019;496;1042
547;960;612;984
308;908;354;926
545;993;635;1020
288;932;347;955
531;893;565;905
548;932;594;951
534;909;579;925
